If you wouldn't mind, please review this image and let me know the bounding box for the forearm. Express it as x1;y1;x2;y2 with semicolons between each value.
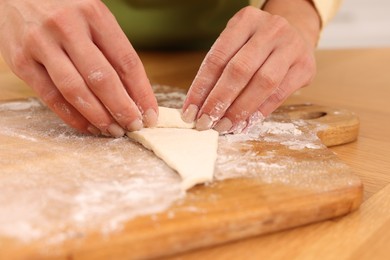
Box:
262;0;321;48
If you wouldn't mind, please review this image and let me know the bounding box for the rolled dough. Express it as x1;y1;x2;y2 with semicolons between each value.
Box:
156;107;195;129
127;107;219;190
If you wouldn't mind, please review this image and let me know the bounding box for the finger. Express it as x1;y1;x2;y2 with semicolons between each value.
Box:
213;47;291;133
34;46;126;137
86;1;158;126
182;7;263;123
259;63;312;117
63;37;143;132
51;62;124;137
45;11;144;132
26;61;97;135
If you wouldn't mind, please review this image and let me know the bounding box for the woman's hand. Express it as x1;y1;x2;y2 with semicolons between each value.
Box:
183;1;320;133
0;0;158;137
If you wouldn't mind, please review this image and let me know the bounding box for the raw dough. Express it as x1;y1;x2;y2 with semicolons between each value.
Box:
156;107;195;129
127;107;219;190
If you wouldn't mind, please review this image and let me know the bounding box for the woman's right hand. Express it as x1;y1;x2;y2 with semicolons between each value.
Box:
0;0;158;137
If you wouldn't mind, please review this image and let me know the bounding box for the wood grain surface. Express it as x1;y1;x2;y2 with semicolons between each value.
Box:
0;97;361;259
1;48;389;259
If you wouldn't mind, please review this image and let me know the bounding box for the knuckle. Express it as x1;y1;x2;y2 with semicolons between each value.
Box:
205;48;229;71
234;6;258;21
78;0;106;19
45;10;69;30
58;74;82;96
24;25;45;48
270;88;287;104
270;15;290;35
9;49;31;75
227;56;254;79
258;70;279;91
189;83;209;100
115;53;140;78
86;68;115;91
242;6;259;16
44;10;78;39
271;15;289;29
191;86;209;98
43;0;103;38
41;88;62;106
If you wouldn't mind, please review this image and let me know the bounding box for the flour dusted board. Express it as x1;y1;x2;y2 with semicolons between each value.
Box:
0;86;362;259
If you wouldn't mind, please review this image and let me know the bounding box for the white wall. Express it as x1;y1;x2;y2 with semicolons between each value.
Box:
319;0;390;49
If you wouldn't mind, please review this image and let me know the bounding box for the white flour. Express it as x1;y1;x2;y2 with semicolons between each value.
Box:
224;118;323;151
0;97;41;111
0;85;340;247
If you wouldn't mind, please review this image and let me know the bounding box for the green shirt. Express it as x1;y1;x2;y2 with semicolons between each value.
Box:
102;0;248;50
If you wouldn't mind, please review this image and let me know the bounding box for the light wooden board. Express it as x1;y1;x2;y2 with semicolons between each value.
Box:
0;92;362;259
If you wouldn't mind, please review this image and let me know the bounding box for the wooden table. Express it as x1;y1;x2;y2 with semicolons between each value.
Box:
1;48;390;259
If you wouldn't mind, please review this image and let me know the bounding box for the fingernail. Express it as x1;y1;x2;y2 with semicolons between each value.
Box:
143;108;158;127
231;120;248;134
182;104;199;123
196;114;213;131
243;111;265;133
87;125;101;136
107;123;125;138
127;118;143;132
101;131;111;137
214;117;233;134
248;111;265;125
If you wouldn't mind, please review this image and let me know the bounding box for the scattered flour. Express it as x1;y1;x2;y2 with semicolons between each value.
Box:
0;98;41;111
0;86;337;247
87;70;104;83
224;117;323;151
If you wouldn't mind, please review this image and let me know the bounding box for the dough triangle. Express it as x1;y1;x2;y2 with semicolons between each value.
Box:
127;107;219;190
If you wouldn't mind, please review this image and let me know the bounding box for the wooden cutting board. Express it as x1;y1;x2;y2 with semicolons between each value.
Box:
0;88;362;259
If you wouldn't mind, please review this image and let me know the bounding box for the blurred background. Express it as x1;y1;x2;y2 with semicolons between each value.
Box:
319;0;390;48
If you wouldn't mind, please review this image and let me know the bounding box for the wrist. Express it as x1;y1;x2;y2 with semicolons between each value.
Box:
262;0;321;48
